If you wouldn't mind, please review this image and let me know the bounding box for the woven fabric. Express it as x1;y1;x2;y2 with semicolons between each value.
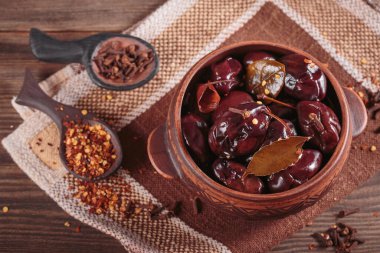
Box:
2;0;380;252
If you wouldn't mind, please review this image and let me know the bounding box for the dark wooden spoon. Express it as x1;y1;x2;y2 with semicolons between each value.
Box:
15;70;123;181
29;28;159;91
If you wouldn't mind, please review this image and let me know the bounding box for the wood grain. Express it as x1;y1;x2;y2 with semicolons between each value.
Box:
0;1;379;252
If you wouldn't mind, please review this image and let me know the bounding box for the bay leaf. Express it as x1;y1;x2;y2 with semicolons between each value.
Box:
246;59;285;99
244;136;310;177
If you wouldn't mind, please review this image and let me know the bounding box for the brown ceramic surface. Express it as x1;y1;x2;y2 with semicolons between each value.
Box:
148;41;367;217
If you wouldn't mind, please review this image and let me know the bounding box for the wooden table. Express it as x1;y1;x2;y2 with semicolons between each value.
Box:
0;1;379;252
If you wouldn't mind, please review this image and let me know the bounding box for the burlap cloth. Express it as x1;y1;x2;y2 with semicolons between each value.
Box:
2;0;380;252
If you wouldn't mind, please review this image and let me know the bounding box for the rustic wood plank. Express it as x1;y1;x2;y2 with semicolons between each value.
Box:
0;0;166;32
272;173;380;252
0;1;379;253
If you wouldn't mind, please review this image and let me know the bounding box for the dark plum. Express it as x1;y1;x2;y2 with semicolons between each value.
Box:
182;113;212;166
297;101;341;154
287;149;322;184
268;97;297;120
211;57;242;95
243;51;275;66
208;102;270;158
262;119;297;146
267;149;323;193
212;159;264;193
212;90;253;121
267;170;294;193
281;54;327;101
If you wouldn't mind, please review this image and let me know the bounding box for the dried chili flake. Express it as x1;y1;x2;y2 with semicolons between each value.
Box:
63;121;116;179
2;206;9;213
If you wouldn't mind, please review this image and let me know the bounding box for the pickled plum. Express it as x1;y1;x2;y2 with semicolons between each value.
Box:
281;54;327;101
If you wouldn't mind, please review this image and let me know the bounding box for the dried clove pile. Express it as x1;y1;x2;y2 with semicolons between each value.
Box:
311;222;364;252
93;40;154;83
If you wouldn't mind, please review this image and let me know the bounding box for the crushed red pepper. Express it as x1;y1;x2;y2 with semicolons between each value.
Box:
63;121;116;178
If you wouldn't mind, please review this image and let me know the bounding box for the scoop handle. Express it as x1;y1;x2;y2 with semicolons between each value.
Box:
15;70;68;129
30;28;85;63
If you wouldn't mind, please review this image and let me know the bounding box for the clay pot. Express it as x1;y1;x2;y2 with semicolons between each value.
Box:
147;41;367;217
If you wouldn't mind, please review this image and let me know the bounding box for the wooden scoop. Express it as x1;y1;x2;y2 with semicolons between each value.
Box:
15;70;123;181
29;28;159;91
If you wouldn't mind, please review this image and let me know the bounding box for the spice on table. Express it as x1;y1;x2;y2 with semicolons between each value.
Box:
63;121;116;179
311;222;364;252
336;208;360;218
75;226;81;233
2;206;9;213
370;145;377;152
93;40;154;84
64;221;71;227
308;243;316;251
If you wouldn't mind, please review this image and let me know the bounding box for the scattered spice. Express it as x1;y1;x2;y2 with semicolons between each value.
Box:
64;221;71;227
192;196;202;215
93;40;154;84
63;121;116;179
2;206;9;213
311;218;365;253
40;149;44;153
370;145;377;152
47;142;53;146
360;58;368;65
81;109;88;116
10;125;14;129
106;94;113;100
149;201;181;220
308;243;317;250
336;208;360;218
73;180;128;215
75;226;81;233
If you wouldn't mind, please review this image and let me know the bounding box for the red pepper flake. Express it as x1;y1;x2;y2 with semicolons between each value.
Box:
308;243;316;250
75;226;81;233
63;121;116;178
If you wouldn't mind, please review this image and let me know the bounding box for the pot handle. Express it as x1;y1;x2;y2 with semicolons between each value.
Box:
147;125;178;179
343;87;367;137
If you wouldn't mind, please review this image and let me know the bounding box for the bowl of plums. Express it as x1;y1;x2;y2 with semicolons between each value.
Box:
147;41;367;217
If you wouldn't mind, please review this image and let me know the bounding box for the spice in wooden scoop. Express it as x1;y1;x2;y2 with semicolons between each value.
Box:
92;39;154;85
63;121;116;178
